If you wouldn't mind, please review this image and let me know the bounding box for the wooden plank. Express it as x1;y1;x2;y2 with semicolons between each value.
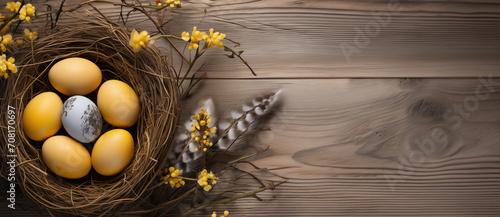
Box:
52;0;500;78
177;78;500;216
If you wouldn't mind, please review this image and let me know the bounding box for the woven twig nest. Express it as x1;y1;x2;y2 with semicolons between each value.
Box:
0;18;180;216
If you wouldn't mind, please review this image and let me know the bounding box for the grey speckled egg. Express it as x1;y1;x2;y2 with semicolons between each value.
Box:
61;96;102;143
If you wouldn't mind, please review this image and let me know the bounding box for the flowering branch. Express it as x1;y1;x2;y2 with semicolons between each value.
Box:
181;180;287;217
224;45;256;76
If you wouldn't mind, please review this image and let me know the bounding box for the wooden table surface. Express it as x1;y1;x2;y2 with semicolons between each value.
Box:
2;0;500;216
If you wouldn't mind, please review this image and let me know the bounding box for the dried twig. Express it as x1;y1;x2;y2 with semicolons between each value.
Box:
182;181;286;217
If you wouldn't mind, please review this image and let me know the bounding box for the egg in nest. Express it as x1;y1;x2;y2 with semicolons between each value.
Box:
61;96;102;143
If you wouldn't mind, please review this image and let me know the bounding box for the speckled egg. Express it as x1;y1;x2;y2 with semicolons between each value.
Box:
61;96;102;143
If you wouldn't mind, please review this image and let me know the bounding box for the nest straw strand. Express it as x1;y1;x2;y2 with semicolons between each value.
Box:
0;16;180;216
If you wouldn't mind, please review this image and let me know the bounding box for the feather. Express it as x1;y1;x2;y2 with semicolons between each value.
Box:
166;98;216;174
218;121;231;131
166;90;282;174
214;89;282;151
173;91;282;209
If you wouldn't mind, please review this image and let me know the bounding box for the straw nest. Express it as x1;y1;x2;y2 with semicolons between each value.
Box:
0;18;180;216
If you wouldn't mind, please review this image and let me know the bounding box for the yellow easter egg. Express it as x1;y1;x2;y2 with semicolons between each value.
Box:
92;129;134;176
42;135;92;179
49;57;102;95
97;80;140;128
22;92;63;141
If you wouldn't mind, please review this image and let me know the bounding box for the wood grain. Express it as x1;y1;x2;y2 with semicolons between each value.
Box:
2;0;500;216
179;78;500;216
78;0;500;78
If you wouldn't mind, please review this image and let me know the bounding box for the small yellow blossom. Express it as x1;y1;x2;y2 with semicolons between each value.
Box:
184;26;205;50
191;109;216;152
181;31;190;41
157;0;181;8
0;34;12;52
0;54;17;79
197;169;217;191
129;29;150;52
19;3;36;23
182;27;226;50
205;28;225;48
23;28;38;41
14;39;24;47
5;2;21;13
166;0;181;8
161;167;185;188
211;210;229;217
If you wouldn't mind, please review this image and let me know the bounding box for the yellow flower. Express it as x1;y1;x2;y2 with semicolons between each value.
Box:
129;29;150;52
0;54;17;79
182;27;226;50
5;2;21;13
161;166;185;188
188;40;198;50
166;0;181;8
14;39;24;47
211;210;229;217
191;109;216;152
181;31;190;41
157;0;181;8
19;3;35;23
186;26;205;50
23;28;38;41
197;169;217;191
191;28;204;42
205;28;225;48
0;34;12;52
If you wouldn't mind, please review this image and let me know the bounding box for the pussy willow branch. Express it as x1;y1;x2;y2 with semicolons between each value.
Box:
181;180;286;217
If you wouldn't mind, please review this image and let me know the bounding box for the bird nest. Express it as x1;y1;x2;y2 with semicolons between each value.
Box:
0;18;180;216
